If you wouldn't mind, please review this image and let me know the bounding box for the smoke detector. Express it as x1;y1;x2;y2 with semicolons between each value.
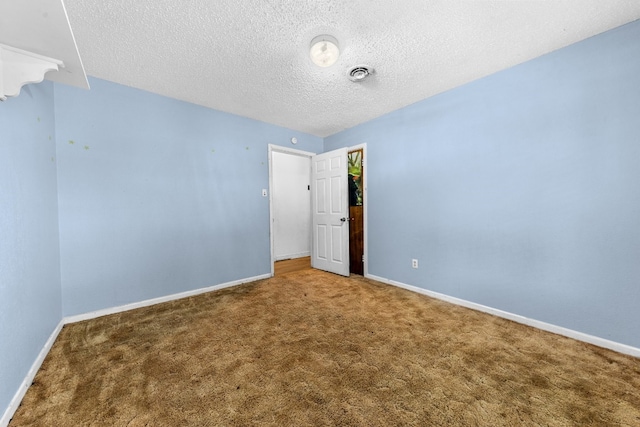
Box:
348;65;374;82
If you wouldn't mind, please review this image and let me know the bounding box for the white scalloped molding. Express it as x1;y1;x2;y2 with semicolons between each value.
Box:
0;44;64;101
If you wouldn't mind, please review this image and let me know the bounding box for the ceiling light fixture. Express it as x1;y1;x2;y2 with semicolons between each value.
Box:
309;35;340;67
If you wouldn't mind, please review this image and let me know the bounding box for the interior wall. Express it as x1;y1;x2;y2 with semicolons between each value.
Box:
324;20;640;348
54;77;323;316
0;82;62;416
272;151;311;261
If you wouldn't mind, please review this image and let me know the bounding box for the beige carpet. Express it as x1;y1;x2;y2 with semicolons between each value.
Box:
10;269;640;426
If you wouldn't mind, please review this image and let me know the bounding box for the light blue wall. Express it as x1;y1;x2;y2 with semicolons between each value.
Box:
55;77;322;316
0;83;62;415
325;20;640;348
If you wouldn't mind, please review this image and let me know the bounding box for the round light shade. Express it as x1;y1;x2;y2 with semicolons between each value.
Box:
310;35;340;67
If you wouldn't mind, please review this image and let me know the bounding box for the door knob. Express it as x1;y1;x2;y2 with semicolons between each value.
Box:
340;217;347;222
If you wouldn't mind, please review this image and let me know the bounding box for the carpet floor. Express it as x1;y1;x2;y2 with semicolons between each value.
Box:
10;269;640;426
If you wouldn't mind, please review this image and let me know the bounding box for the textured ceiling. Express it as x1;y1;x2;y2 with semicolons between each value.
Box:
63;0;640;137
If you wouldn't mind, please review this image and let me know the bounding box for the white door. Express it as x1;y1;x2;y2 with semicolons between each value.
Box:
311;148;349;276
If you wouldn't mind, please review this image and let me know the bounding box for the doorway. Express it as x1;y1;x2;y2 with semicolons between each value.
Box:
269;143;367;277
268;145;315;276
348;148;364;275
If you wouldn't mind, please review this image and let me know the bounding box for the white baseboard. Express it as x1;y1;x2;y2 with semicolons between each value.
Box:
64;273;272;324
1;319;64;427
275;252;310;262
366;273;640;359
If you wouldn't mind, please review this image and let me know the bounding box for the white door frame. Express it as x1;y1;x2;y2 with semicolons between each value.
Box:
268;144;316;277
268;143;368;277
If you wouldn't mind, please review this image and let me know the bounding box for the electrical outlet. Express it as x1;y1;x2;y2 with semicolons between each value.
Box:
412;259;418;269
262;189;267;197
